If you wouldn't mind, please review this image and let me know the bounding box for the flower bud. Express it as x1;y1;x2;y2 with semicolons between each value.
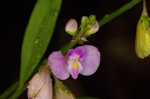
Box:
86;20;99;35
28;67;52;99
65;19;78;36
80;15;99;36
135;0;150;59
89;15;96;25
81;16;89;27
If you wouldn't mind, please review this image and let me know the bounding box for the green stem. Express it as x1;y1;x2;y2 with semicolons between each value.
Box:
99;0;142;27
143;0;148;15
61;30;82;55
8;83;27;99
0;82;18;99
61;40;77;55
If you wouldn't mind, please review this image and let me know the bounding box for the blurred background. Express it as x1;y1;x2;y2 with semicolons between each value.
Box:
4;0;150;99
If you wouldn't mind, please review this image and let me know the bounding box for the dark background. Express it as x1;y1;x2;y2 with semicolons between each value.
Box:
3;0;150;99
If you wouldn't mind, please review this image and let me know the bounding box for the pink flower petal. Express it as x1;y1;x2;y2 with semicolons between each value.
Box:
28;68;53;99
48;51;70;80
79;45;101;76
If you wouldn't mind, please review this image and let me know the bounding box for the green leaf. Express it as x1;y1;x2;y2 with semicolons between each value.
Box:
19;0;62;87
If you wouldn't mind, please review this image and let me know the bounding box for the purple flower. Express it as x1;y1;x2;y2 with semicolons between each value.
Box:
48;45;101;80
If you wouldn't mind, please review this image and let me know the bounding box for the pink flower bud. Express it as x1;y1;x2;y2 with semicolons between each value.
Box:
28;67;53;99
65;19;78;36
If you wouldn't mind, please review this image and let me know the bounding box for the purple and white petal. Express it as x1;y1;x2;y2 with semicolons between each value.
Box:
66;49;74;61
66;46;85;62
67;60;83;79
74;46;86;61
48;51;70;80
66;47;85;79
79;45;101;76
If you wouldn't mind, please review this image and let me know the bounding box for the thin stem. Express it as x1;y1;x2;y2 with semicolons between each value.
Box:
99;0;142;27
0;82;18;99
8;83;27;99
61;30;82;55
143;0;148;15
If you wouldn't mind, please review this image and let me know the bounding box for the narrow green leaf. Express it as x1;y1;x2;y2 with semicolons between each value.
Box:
19;0;62;87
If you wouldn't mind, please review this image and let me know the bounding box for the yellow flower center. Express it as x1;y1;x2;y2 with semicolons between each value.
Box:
73;61;78;69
